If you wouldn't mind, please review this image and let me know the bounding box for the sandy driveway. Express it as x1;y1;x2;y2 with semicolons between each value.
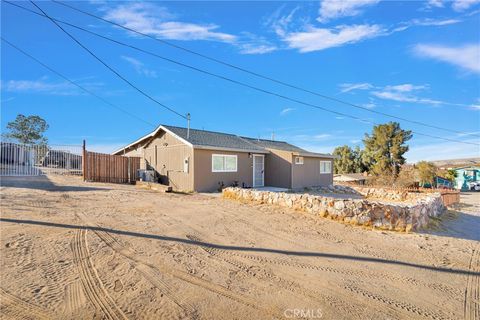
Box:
0;175;479;319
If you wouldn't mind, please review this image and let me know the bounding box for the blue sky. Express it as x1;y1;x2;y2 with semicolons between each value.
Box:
1;0;479;162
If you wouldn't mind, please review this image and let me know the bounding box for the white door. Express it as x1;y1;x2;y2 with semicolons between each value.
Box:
253;155;264;187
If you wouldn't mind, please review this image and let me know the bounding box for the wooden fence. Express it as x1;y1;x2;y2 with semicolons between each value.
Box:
437;190;461;207
83;150;140;184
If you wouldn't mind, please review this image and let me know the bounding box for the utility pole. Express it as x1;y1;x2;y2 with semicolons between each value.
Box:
186;113;191;139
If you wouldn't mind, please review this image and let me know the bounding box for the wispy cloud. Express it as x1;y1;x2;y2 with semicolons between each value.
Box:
103;2;279;55
426;0;445;8
341;82;477;108
317;0;380;22
394;18;462;32
371;84;443;105
236;32;277;55
412;18;461;26
422;0;480;11
121;56;157;78
291;133;333;142
1;76;104;96
362;102;376;109
2;79;78;96
268;1;465;54
313;133;332;140
452;0;480;11
413;43;480;73
1;97;15;103
280;107;295;115
339;82;373;93
103;3;236;42
406;138;480;162
283;24;383;53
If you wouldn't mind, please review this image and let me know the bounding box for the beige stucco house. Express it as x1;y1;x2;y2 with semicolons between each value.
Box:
113;125;334;192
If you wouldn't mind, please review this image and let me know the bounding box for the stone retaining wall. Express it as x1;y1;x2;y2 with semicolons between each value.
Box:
223;187;445;231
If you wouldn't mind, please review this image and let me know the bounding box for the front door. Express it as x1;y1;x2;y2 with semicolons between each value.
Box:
253;154;264;187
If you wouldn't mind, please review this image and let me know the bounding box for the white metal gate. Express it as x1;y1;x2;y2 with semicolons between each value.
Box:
0;142;82;176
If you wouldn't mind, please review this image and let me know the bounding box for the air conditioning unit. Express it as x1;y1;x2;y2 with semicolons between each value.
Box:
137;169;156;182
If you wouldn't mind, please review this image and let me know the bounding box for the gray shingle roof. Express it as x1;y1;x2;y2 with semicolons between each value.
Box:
113;124;334;157
241;137;307;152
163;125;265;151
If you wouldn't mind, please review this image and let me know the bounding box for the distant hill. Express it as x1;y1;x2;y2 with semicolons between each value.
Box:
429;158;480;168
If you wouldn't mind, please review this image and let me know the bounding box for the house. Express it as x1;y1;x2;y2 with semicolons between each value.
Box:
113;125;334;192
452;166;479;191
333;173;369;185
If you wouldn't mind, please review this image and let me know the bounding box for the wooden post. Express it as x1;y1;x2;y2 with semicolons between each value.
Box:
127;157;131;183
82;140;86;181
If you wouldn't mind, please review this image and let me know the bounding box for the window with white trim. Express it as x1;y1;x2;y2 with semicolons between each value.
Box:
294;156;304;165
320;160;332;174
212;154;237;172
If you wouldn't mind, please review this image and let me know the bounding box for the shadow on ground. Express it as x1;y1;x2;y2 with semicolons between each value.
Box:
0;176;109;192
0;217;478;277
422;208;480;242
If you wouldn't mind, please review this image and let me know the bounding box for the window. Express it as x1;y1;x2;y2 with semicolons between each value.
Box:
212;154;237;172
294;156;304;165
320;160;332;174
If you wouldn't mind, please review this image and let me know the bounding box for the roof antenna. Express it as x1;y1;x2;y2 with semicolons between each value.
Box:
186;113;191;139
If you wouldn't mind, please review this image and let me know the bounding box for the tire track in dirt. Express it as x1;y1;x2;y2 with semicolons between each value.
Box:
464;247;480;320
75;216;284;320
186;237;460;299
0;288;55;320
93;229;198;319
63;280;86;317
185;234;363;319
343;284;455;320
71;229;127;320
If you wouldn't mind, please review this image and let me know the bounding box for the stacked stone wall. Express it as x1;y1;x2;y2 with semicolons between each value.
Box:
223;187;445;231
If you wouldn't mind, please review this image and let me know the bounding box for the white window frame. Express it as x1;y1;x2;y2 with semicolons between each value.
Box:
294;156;304;165
212;154;238;172
320;160;332;174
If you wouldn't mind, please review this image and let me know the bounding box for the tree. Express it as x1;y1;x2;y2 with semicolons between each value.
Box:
417;161;437;187
363;122;412;177
444;169;458;183
395;165;416;187
332;145;355;174
3;114;49;145
352;146;370;173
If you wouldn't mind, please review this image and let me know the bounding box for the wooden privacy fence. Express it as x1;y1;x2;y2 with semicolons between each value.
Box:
83;150;140;184
438;190;460;207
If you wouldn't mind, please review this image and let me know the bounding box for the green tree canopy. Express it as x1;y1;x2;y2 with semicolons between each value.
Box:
352;146;370;173
332;145;355;174
363;122;412;177
3;114;49;145
444;169;458;183
416;161;437;187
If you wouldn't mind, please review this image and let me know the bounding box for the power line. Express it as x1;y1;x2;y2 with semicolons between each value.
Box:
50;0;480;139
28;1;187;120
6;1;479;146
1;37;156;128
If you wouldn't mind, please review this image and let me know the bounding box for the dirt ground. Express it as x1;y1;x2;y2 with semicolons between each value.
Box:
0;175;479;320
